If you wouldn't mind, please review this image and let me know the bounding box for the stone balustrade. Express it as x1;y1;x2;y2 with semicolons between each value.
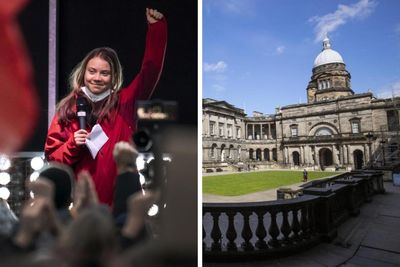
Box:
203;170;385;261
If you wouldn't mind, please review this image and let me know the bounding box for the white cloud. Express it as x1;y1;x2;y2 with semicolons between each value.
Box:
377;81;400;99
204;61;228;93
205;0;256;16
309;0;377;42
276;45;285;54
204;61;227;73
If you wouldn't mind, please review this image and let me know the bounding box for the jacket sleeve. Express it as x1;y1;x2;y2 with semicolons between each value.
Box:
44;115;82;165
122;18;168;104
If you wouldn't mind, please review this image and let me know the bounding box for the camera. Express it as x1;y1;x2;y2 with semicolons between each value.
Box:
133;100;177;153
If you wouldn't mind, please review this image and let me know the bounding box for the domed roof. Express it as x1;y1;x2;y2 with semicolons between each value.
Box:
313;37;344;68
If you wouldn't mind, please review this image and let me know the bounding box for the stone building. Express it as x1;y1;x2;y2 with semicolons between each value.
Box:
203;37;400;172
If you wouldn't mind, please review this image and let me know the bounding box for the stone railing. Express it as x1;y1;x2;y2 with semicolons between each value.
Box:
203;170;385;261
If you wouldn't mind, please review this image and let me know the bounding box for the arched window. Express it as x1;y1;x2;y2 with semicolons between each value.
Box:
228;145;234;159
315;127;333;136
256;149;262;161
318;79;331;90
264;148;270;161
220;144;226;162
210;143;217;158
272;148;277;161
292;151;300;166
249;148;254;160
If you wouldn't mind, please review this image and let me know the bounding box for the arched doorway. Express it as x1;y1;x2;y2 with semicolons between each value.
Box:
319;148;333;170
292;151;300;166
249;148;254;160
264;148;270;161
256;148;262;161
228;144;234;160
353;149;364;170
210;143;217;159
272;148;277;161
220;144;226;162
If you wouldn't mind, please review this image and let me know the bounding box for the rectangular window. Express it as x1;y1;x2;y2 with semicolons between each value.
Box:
387;110;400;131
291;127;298;137
236;127;241;138
351;121;360;133
209;122;215;135
227;124;232;138
219;123;224;137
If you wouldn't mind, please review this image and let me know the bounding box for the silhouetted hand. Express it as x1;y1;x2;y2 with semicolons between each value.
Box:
13;196;61;248
121;190;160;239
28;176;54;200
113;141;138;175
71;170;99;217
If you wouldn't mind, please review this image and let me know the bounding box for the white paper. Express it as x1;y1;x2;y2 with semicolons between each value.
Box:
85;124;109;159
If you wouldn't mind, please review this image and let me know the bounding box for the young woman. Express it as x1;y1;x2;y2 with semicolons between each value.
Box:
45;8;167;205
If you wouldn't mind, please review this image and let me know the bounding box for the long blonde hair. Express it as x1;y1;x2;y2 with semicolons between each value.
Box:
57;47;123;127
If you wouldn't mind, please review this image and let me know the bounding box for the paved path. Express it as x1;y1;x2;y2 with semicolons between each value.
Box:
204;182;400;267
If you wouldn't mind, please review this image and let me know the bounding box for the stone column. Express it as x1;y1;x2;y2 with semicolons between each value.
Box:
347;145;352;165
364;144;369;163
260;124;263;140
314;147;319;166
332;145;337;165
299;146;303;164
339;145;344;165
343;145;347;164
303;146;310;164
285;147;289;165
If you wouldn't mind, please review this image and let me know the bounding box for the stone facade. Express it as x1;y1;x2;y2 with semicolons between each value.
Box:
203;38;400;173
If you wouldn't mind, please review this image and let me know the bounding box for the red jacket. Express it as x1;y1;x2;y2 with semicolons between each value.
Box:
45;19;167;205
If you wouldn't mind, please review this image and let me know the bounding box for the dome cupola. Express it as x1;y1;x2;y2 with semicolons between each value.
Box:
313;37;344;68
306;36;353;103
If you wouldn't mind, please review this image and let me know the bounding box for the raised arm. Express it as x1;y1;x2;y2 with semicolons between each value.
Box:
122;8;168;103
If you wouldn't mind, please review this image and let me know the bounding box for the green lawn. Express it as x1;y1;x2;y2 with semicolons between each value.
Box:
203;170;338;196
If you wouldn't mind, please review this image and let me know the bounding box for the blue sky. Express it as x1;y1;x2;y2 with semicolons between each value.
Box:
203;0;400;115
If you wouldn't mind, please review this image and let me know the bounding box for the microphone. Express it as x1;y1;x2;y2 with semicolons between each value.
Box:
76;96;88;129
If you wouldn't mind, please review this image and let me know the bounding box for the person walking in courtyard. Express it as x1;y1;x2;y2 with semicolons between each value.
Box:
303;169;308;182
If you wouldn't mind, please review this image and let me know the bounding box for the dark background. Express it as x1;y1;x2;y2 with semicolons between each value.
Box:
18;0;198;152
